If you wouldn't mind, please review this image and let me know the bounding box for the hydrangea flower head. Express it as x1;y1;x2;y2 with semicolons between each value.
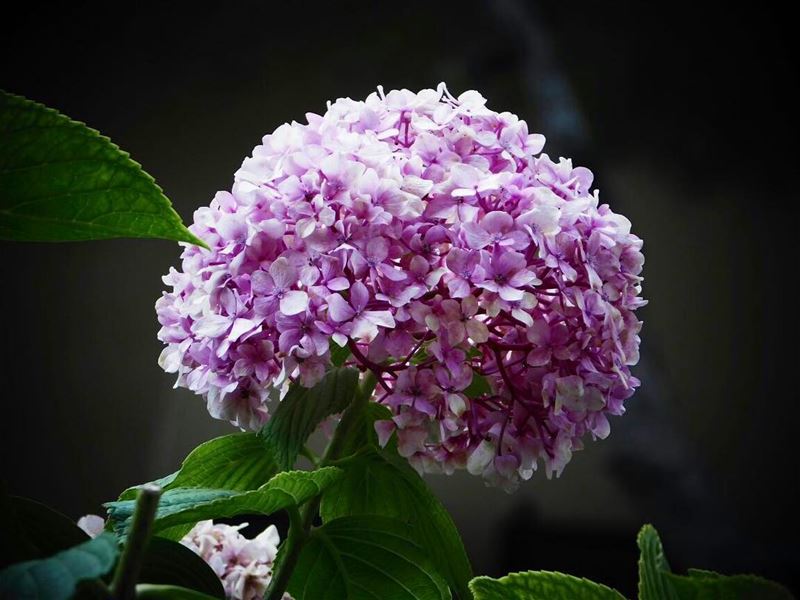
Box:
181;520;289;600
156;83;645;489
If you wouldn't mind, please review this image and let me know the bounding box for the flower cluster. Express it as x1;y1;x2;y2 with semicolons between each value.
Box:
156;83;645;488
78;515;286;600
180;520;289;600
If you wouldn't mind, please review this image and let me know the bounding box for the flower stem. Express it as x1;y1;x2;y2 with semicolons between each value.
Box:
265;372;375;600
110;484;161;600
265;505;305;600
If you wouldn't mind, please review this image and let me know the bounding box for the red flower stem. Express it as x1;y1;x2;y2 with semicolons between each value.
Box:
493;348;549;454
347;339;394;392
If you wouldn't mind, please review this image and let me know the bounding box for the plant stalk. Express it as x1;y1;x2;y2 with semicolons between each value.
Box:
110;483;161;600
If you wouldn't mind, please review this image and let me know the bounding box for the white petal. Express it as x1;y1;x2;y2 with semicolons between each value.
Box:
467;440;496;475
192;314;231;337
365;310;396;329
280;291;308;315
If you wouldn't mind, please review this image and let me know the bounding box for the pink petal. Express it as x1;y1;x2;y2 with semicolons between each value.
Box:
482;211;513;234
461;223;491;249
269;257;297;290
326;294;356;322
349;281;370;312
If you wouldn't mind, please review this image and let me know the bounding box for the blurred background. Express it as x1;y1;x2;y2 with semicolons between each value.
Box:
2;1;798;596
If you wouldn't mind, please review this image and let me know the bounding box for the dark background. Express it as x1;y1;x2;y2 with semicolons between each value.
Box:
2;1;798;596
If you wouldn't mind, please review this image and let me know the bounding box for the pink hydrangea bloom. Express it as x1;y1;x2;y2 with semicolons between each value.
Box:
181;520;290;600
156;83;645;489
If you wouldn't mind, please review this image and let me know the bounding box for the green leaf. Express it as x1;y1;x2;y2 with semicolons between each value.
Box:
135;584;221;599
469;571;626;599
1;495;89;569
637;524;679;600
260;367;360;470
330;340;351;367
0;533;118;600
463;374;490;398
119;473;180;502
287;515;451;600
635;525;793;599
107;468;341;538
321;392;471;598
0;90;205;246
333;401;392;459
124;433;278;501
666;571;794;600
139;537;224;598
321;448;473;600
112;433;278;543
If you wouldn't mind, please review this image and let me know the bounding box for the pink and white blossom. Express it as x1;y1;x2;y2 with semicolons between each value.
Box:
156;83;645;489
180;520;291;600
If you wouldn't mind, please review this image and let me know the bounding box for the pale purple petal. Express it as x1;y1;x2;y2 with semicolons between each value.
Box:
279;290;308;316
269;257;297;290
327;294;356;322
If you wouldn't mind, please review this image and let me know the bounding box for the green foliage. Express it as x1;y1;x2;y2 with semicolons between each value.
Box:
123;433;278;500
667;571;794;599
119;473;180;502
260;367;359;470
463;373;491;398
139;537;224;598
469;571;626;599
0;495;89;569
328;398;391;459
317;383;472;598
287;515;451;600
135;584;221;599
637;524;679;600
322;448;473;600
107;469;341;539
329;341;351;367
468;525;795;600
0;533;118;600
637;524;794;600
113;433;279;541
0;90;205;246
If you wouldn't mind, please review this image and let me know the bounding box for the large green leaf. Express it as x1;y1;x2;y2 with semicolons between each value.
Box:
329;398;391;460
469;571;625;600
329;340;351;367
667;571;794;599
135;584;221;599
0;493;90;570
260;367;360;470
107;468;340;538
637;524;679;600
637;524;794;600
0;90;205;245
119;433;278;503
0;533;118;600
113;432;279;543
287;515;451;600
11;497;90;557
140;537;224;598
320;393;472;599
321;448;473;600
